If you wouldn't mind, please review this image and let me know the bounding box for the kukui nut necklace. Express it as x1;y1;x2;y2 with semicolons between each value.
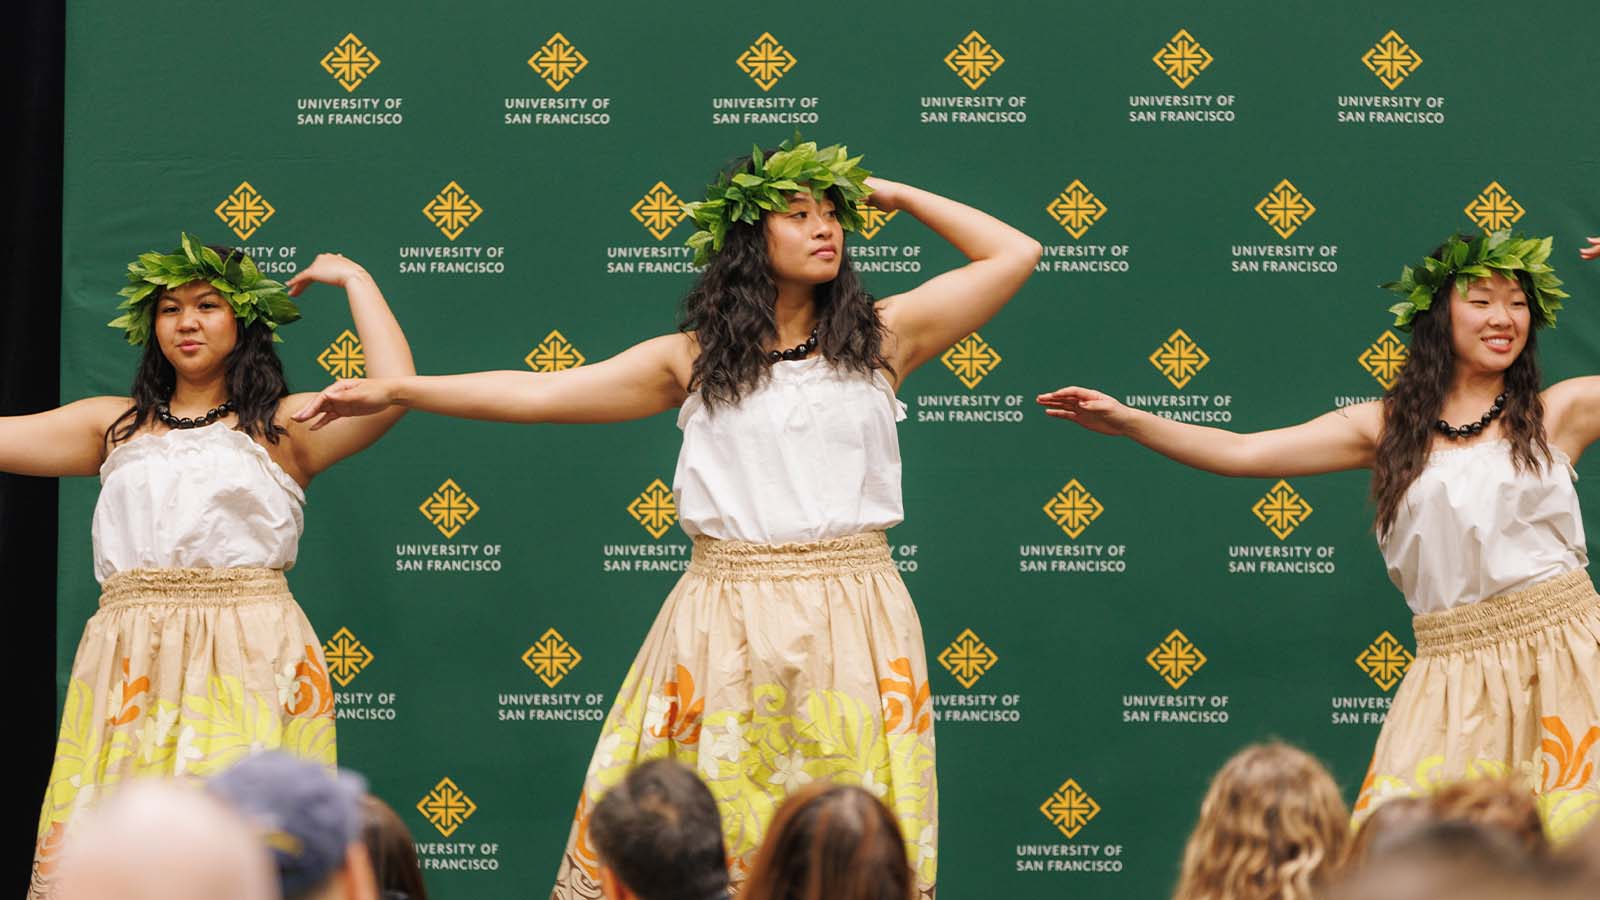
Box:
769;325;820;363
1434;393;1505;439
157;399;235;429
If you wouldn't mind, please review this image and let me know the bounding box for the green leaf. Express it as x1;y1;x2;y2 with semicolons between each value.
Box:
731;172;765;188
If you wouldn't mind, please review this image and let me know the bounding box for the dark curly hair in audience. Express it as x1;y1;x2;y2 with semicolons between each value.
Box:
589;759;730;900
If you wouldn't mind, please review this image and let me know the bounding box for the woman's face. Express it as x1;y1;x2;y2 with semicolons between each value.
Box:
763;191;843;287
154;280;238;377
1449;271;1530;375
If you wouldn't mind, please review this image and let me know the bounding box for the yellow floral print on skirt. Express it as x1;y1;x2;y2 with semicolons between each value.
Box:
30;567;337;900
551;532;938;900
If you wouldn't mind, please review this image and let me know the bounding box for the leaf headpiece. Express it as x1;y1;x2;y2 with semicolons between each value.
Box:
109;233;300;346
1382;230;1568;331
681;133;872;267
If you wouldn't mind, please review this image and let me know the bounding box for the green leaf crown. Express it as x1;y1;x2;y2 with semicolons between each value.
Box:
1383;230;1568;332
109;233;300;346
681;134;872;267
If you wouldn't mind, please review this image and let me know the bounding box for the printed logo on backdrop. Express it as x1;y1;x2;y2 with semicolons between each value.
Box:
525;330;585;372
921;31;1028;125
398;480;504;573
317;330;365;379
1023;479;1126;573
1124;630;1232;725
212;183;299;274
1038;181;1132;275
1465;182;1525;232
1149;330;1208;389
850;200;925;275
1228;481;1337;575
399;182;506;276
913;332;1023;425
416;779;501;872
606;182;693;275
505;32;613;127
1124;328;1233;443
297;33;403;126
1359;331;1408;391
1331;632;1412;725
933;629;1018;724
713;32;818;126
1337;30;1444;126
498;628;607;723
1016;779;1125;875
323;628;398;722
1232;180;1340;274
1132;29;1235;125
604;478;690;573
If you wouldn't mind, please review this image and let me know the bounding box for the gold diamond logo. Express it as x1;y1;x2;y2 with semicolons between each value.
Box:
1040;779;1101;839
528;32;588;92
214;182;276;241
857;201;898;240
420;479;480;539
631;182;687;240
940;332;1002;390
322;627;374;688
1362;30;1422;90
525;329;585;372
1046;180;1108;240
1356;631;1414;692
1359;330;1408;390
1464;181;1526;232
1255;179;1316;240
736;32;796;91
1147;629;1207;690
627;478;677;540
321;33;382;92
944;31;1005;90
423;181;483;241
1152;29;1212;89
1252;480;1312;540
1043;480;1104;540
417;778;477;837
522;628;583;688
937;629;999;689
317;329;365;380
1149;329;1210;390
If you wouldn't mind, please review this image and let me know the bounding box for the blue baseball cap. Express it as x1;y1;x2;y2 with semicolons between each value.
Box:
208;752;368;897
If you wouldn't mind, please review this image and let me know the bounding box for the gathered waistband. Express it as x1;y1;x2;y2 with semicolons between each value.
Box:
687;532;896;581
98;567;292;610
1412;568;1599;656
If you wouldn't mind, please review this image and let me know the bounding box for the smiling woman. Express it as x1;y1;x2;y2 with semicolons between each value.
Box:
6;235;416;899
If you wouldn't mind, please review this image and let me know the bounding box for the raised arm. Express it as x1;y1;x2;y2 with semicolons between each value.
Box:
294;333;693;429
871;178;1042;381
1540;237;1600;459
0;396;130;478
1037;386;1381;477
278;254;417;478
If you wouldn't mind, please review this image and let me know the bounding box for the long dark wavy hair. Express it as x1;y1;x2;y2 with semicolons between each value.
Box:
1371;236;1550;534
678;154;892;409
106;245;290;446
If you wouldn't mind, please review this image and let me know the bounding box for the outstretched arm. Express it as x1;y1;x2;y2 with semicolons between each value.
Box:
1037;386;1380;477
0;396;130;477
294;333;692;428
872;178;1042;382
278;254;417;478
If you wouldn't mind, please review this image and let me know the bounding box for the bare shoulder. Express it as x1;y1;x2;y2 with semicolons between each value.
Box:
652;331;698;391
1332;399;1384;445
1542;376;1600;413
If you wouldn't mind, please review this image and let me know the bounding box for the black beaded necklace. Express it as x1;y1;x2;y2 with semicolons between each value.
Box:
769;325;820;363
1434;393;1505;440
157;399;235;430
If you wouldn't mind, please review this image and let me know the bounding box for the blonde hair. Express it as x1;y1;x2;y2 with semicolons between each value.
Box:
1172;742;1349;900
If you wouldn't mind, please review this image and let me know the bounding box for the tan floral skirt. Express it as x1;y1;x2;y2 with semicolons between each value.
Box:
551;532;938;899
30;567;337;899
1355;568;1600;839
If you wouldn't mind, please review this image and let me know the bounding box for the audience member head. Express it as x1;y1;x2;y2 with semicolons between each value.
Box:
361;795;428;900
53;780;276;900
1172;741;1348;900
1349;796;1433;864
741;782;912;900
1426;776;1547;857
1553;812;1600;887
588;759;730;900
209;751;378;900
1324;819;1556;900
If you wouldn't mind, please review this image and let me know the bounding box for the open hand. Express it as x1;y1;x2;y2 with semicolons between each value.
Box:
292;378;397;430
1581;237;1600;262
1036;387;1132;436
285;253;371;296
